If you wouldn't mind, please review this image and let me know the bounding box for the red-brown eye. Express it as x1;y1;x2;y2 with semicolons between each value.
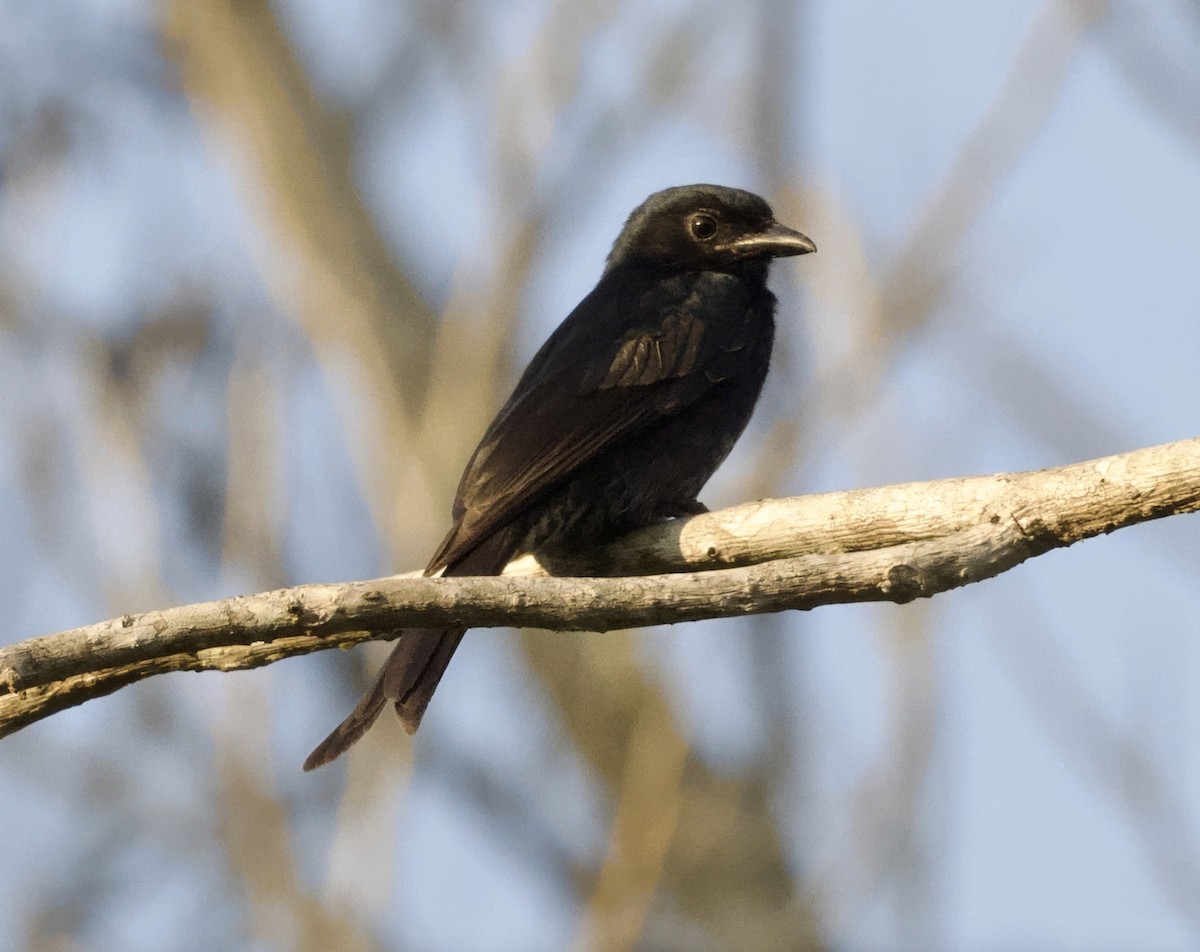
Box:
689;213;717;240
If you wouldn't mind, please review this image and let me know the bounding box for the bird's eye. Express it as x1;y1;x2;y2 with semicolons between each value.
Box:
689;213;717;241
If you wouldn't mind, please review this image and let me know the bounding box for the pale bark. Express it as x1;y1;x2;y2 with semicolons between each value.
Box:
2;437;1198;739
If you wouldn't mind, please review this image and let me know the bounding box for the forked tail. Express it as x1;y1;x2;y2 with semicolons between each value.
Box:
303;524;522;771
302;628;466;771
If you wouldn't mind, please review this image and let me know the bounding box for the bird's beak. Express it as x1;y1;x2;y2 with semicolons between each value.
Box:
729;220;817;258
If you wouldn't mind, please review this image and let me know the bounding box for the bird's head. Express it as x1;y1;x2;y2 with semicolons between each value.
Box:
606;184;816;275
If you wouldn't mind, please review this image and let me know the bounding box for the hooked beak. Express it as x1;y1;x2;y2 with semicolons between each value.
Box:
728;220;817;259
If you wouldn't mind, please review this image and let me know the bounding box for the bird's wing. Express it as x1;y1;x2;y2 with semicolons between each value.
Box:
427;272;763;571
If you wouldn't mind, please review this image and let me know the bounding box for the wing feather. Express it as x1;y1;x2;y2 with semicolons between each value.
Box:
428;270;762;570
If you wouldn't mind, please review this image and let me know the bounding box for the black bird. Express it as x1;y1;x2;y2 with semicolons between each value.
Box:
304;184;815;770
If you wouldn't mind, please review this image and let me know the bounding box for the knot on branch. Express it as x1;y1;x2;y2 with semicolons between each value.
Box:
883;563;925;603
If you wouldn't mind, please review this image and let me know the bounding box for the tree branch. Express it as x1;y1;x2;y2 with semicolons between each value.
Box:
3;438;1198;739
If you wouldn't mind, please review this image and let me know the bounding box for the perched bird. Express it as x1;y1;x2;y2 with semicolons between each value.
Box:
304;184;815;770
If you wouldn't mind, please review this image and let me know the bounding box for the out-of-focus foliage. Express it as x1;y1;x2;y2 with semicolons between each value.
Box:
2;0;1200;950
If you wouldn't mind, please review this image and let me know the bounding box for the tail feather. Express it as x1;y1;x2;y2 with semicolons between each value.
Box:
302;628;467;771
304;524;523;770
302;670;389;771
386;628;467;734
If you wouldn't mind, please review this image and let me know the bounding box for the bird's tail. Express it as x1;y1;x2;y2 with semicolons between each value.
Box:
302;627;466;771
303;527;521;771
302;661;390;771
